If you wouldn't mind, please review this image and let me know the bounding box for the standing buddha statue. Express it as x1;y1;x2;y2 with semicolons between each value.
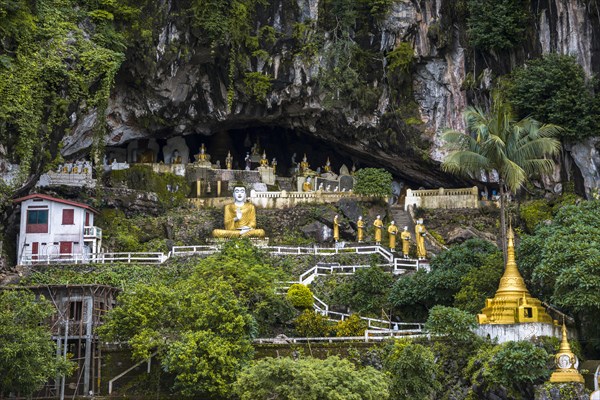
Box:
333;215;339;242
400;226;411;258
225;151;233;170
356;216;364;243
387;221;399;252
415;219;427;259
373;215;383;245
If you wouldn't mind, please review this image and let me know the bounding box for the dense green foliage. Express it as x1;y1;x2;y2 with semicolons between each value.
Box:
425;305;477;342
389;239;500;320
99;278;254;398
465;341;549;399
0;291;73;397
453;252;504;314
518;200;600;352
466;0;530;51
0;0;128;196
294;309;332;337
97;240;298;396
353;168;393;197
20;262;190;287
334;314;368;337
384;339;441;399
234;356;390;400
106;165;190;209
506;54;598;140
286;283;314;309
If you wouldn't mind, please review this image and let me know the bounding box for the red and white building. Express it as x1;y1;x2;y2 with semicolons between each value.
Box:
14;194;102;265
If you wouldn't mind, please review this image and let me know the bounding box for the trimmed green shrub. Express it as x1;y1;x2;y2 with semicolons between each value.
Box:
293;309;332;337
286;284;314;309
334;314;367;337
354;168;392;197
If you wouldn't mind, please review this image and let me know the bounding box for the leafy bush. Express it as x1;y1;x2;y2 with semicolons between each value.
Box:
465;341;549;399
467;0;529;51
334;314;368;337
506;54;598;140
389;239;500;321
384;339;442;399
519;199;552;233
293;310;332;337
347;266;393;315
453;252;504;314
425;305;477;342
353;168;393;197
286;284;314;309
234;356;390;400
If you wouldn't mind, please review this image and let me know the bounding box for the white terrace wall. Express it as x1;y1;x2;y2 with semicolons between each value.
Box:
474;323;562;343
189;191;379;209
404;186;479;210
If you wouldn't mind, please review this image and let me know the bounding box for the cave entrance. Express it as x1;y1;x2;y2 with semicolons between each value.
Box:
184;127;357;177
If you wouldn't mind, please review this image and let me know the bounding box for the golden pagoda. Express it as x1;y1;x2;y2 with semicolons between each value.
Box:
477;228;553;325
549;321;584;383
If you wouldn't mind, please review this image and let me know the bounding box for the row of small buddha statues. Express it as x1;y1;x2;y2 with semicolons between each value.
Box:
334;215;428;259
57;160;92;175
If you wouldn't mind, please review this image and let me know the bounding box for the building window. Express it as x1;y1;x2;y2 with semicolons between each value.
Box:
26;210;48;233
62;209;74;225
69;301;83;321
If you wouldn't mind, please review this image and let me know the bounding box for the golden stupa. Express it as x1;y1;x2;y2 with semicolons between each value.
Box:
477;228;553;325
549;321;584;383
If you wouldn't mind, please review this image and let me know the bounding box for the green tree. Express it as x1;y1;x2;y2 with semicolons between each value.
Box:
99;278;254;398
234;356;390;400
442;95;561;258
389;239;499;321
466;0;530;51
384;339;441;399
425;305;477;342
0;290;72;397
453;251;504;314
348;266;393;315
518;200;600;352
465;341;549;399
506;54;597;140
286;283;314;309
353;168;393;197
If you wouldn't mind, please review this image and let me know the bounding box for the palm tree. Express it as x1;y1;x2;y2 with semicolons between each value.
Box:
441;96;561;259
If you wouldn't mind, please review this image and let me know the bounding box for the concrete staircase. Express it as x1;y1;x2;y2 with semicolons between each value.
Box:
390;205;414;231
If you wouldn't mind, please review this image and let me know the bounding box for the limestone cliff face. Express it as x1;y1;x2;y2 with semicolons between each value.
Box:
60;0;600;193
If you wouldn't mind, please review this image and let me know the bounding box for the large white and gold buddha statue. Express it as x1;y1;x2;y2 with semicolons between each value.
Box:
212;186;265;238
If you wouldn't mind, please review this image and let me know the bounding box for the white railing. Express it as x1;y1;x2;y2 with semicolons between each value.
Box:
252;330;426;344
19;251;169;266
83;226;102;238
171;245;219;255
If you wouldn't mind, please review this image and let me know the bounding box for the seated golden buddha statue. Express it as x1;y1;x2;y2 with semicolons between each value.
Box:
212;186;266;238
300;153;310;174
323;157;332;173
195;143;210;162
259;151;269;167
